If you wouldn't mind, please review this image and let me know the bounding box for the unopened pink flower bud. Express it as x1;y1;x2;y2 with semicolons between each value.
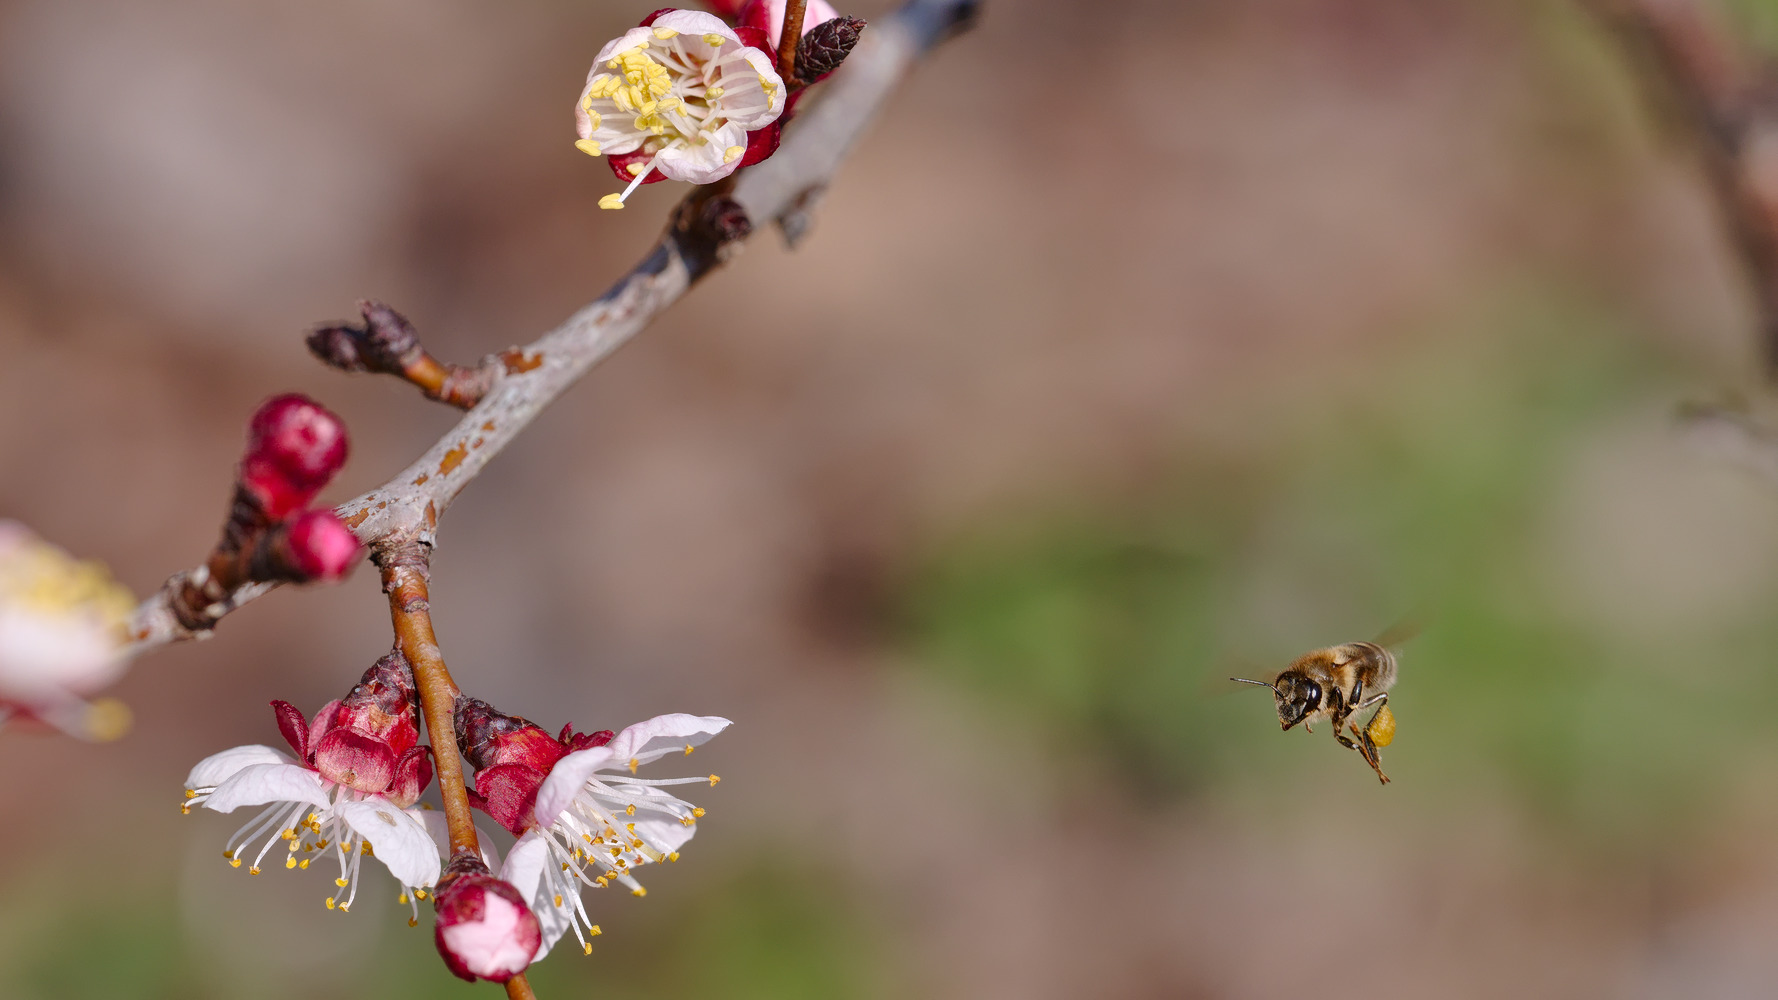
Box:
434;867;542;983
284;510;360;581
240;394;349;519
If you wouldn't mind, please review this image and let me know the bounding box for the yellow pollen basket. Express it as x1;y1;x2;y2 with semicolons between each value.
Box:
1366;704;1396;748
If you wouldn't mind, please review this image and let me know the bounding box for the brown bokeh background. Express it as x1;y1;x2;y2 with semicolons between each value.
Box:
7;0;1778;997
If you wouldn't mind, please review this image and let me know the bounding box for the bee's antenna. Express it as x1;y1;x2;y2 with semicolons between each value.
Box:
1229;677;1277;692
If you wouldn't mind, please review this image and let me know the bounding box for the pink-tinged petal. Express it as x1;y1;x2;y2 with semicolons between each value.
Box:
387;745;433;808
313;727;397;794
270;700;309;759
336;797;441;889
471;763;549;836
606;782;702;854
202;762;330;813
606;713;732;767
531;746;617;829
415;808;502;872
499;832;573;961
656;121;749;185
185;744;295;791
433;872;541;982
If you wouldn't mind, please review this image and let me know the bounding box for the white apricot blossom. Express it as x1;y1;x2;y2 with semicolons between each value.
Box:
183;744;443;923
501;713;730;959
575;9;785;208
0;520;136;740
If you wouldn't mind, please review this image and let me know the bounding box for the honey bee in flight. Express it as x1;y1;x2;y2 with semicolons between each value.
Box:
1232;640;1398;784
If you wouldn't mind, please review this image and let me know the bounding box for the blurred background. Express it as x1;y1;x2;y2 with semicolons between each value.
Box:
7;0;1778;996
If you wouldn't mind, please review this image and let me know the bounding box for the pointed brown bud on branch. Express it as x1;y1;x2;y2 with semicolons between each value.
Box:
307;302;495;409
794;14;865;84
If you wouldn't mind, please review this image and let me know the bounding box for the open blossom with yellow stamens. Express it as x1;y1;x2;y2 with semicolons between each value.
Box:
0;520;136;740
492;713;730;960
575;9;785;209
182;657;443;924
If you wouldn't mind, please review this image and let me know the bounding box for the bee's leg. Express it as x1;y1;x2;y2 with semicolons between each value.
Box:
1349;693;1390;784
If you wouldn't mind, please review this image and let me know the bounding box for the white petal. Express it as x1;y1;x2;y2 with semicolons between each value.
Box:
201;762;329;813
651;9;735;39
657;123;749;185
606;713;732;767
532;746;616;829
413;808;501;872
593;26;656;66
500;831;573;961
600;783;700;855
338;797;442;889
185;744;296;790
0;610;126;699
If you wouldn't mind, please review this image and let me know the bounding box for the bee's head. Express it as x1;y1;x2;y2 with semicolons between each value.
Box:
1232;673;1322;729
1270;672;1322;730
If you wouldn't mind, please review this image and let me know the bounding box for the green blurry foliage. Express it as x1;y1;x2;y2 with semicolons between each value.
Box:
900;295;1778;845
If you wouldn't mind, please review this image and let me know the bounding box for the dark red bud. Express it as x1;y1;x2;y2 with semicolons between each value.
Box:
793;14;865;83
284;511;361;581
241;394;349;519
313;727;397;793
387;745;434;808
271;700;311;760
455;697;567;773
434;870;542;983
326;651;421;754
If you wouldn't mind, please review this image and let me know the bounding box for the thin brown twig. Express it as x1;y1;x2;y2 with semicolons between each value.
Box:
126;0;978;654
380;550;479;860
504;974;538;1000
778;0;809;82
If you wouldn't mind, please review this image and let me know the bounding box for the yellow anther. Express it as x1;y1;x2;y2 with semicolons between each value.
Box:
285;856;297;869
708;775;721;785
555;894;564;907
299;859;311;869
706;86;724;99
415;889;427;900
626;822;636;832
326;897;336;910
595;876;609;887
336;877;350;888
591;925;602;936
653;27;679;39
288;841;299;852
185;789;198;799
583;833;595;843
181;805;191;815
599;193;626;210
398;893;408;904
610;847;622;857
575;139;603;158
229;858;243;868
315;840;329;850
625;804;636;816
668;852;680;862
704;32;726;46
563;863;572;872
723;145;743;164
362;843;374;856
681;817;695;826
631;886;647;897
628;758;639;775
222;849;235;860
248;866;261;875
626;163;645;177
408;917;419;928
692;807;706;817
338;902;350;912
584;942;594;955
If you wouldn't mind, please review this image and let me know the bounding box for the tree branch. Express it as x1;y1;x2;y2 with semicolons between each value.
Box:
1588;0;1778;370
125;0;980;653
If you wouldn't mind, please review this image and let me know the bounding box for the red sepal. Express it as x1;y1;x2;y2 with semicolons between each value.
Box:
607;149;670;187
738;121;781;168
734;23;771;55
702;0;744;19
470;763;550;835
640;7;677;26
271;700;311;761
387;745;434;808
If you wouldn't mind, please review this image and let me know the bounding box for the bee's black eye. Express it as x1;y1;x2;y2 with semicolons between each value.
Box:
1300;681;1320;706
